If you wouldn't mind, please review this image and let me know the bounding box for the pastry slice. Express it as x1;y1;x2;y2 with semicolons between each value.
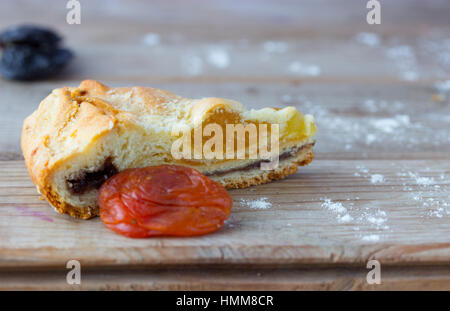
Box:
22;80;316;219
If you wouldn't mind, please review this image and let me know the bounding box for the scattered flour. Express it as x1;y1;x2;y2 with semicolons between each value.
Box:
206;48;230;68
181;54;204;75
367;215;386;226
359;210;389;230
408;172;435;186
401;71;419;81
281;94;293;103
142;33;160;46
370;115;410;133
420;37;450;68
435;80;450;93
385;45;419;81
361;234;380;242
363;99;378;113
370;174;385;184
321;197;389;234
262;41;288;53
240;197;272;210
321;198;356;225
338;214;354;223
288;61;321;76
355;165;369;175
321;198;347;214
397;168;449;219
366;133;377;145
354;32;381;47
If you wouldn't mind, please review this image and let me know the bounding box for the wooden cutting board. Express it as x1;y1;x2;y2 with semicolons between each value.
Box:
0;154;449;289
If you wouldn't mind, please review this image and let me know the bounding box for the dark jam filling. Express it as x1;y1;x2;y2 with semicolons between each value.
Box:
66;158;118;194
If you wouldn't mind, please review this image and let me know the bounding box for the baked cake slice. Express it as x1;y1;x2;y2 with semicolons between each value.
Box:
21;80;316;219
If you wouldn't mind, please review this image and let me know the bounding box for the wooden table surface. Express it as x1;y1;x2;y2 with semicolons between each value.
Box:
0;0;449;290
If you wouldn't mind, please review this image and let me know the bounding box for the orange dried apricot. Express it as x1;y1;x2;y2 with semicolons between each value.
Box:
98;165;232;238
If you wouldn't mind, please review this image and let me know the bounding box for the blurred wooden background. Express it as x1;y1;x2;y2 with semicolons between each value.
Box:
1;0;449;159
0;0;449;290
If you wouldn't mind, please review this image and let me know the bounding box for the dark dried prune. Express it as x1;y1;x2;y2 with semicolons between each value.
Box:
0;25;61;48
0;24;73;80
0;45;73;80
66;158;118;195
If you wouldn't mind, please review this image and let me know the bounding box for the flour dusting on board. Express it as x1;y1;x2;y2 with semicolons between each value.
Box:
354;32;381;47
408;172;435;186
385;45;419;81
181;54;204;75
262;41;288;53
320;197;390;242
396;169;450;218
370;174;385;184
321;198;347;214
240;197;272;210
321;198;355;226
288;61;321;76
142;33;160;46
360;234;380;242
206;47;230;68
434;80;450;93
370;115;410;133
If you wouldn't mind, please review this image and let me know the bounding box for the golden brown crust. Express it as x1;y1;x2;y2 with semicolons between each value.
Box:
44;186;98;219
21;82;116;219
214;144;314;189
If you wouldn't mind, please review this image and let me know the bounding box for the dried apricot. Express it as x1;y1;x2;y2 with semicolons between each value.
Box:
98;165;232;238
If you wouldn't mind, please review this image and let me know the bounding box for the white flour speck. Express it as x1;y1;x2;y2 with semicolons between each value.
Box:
207;48;230;68
338;214;354;223
366;133;377;145
361;234;380;242
370;174;385;184
358;210;388;230
288;61;321;76
181;54;204;75
435;80;450;93
356;165;369;174
401;71;419;81
367;215;386;226
240;197;272;210
354;32;381;47
142;33;160;46
385;45;419;81
263;41;288;53
408;172;435;186
321;198;347;214
364;99;378;112
371;115;410;133
281;94;293;103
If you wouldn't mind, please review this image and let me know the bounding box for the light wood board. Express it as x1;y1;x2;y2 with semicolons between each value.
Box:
0;157;449;267
0;0;449;289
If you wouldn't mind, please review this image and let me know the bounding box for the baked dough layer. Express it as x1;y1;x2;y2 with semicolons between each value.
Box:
21;80;316;219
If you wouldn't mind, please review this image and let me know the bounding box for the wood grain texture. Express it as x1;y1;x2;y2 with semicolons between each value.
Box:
0;0;449;290
1;266;450;290
0;157;449;269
